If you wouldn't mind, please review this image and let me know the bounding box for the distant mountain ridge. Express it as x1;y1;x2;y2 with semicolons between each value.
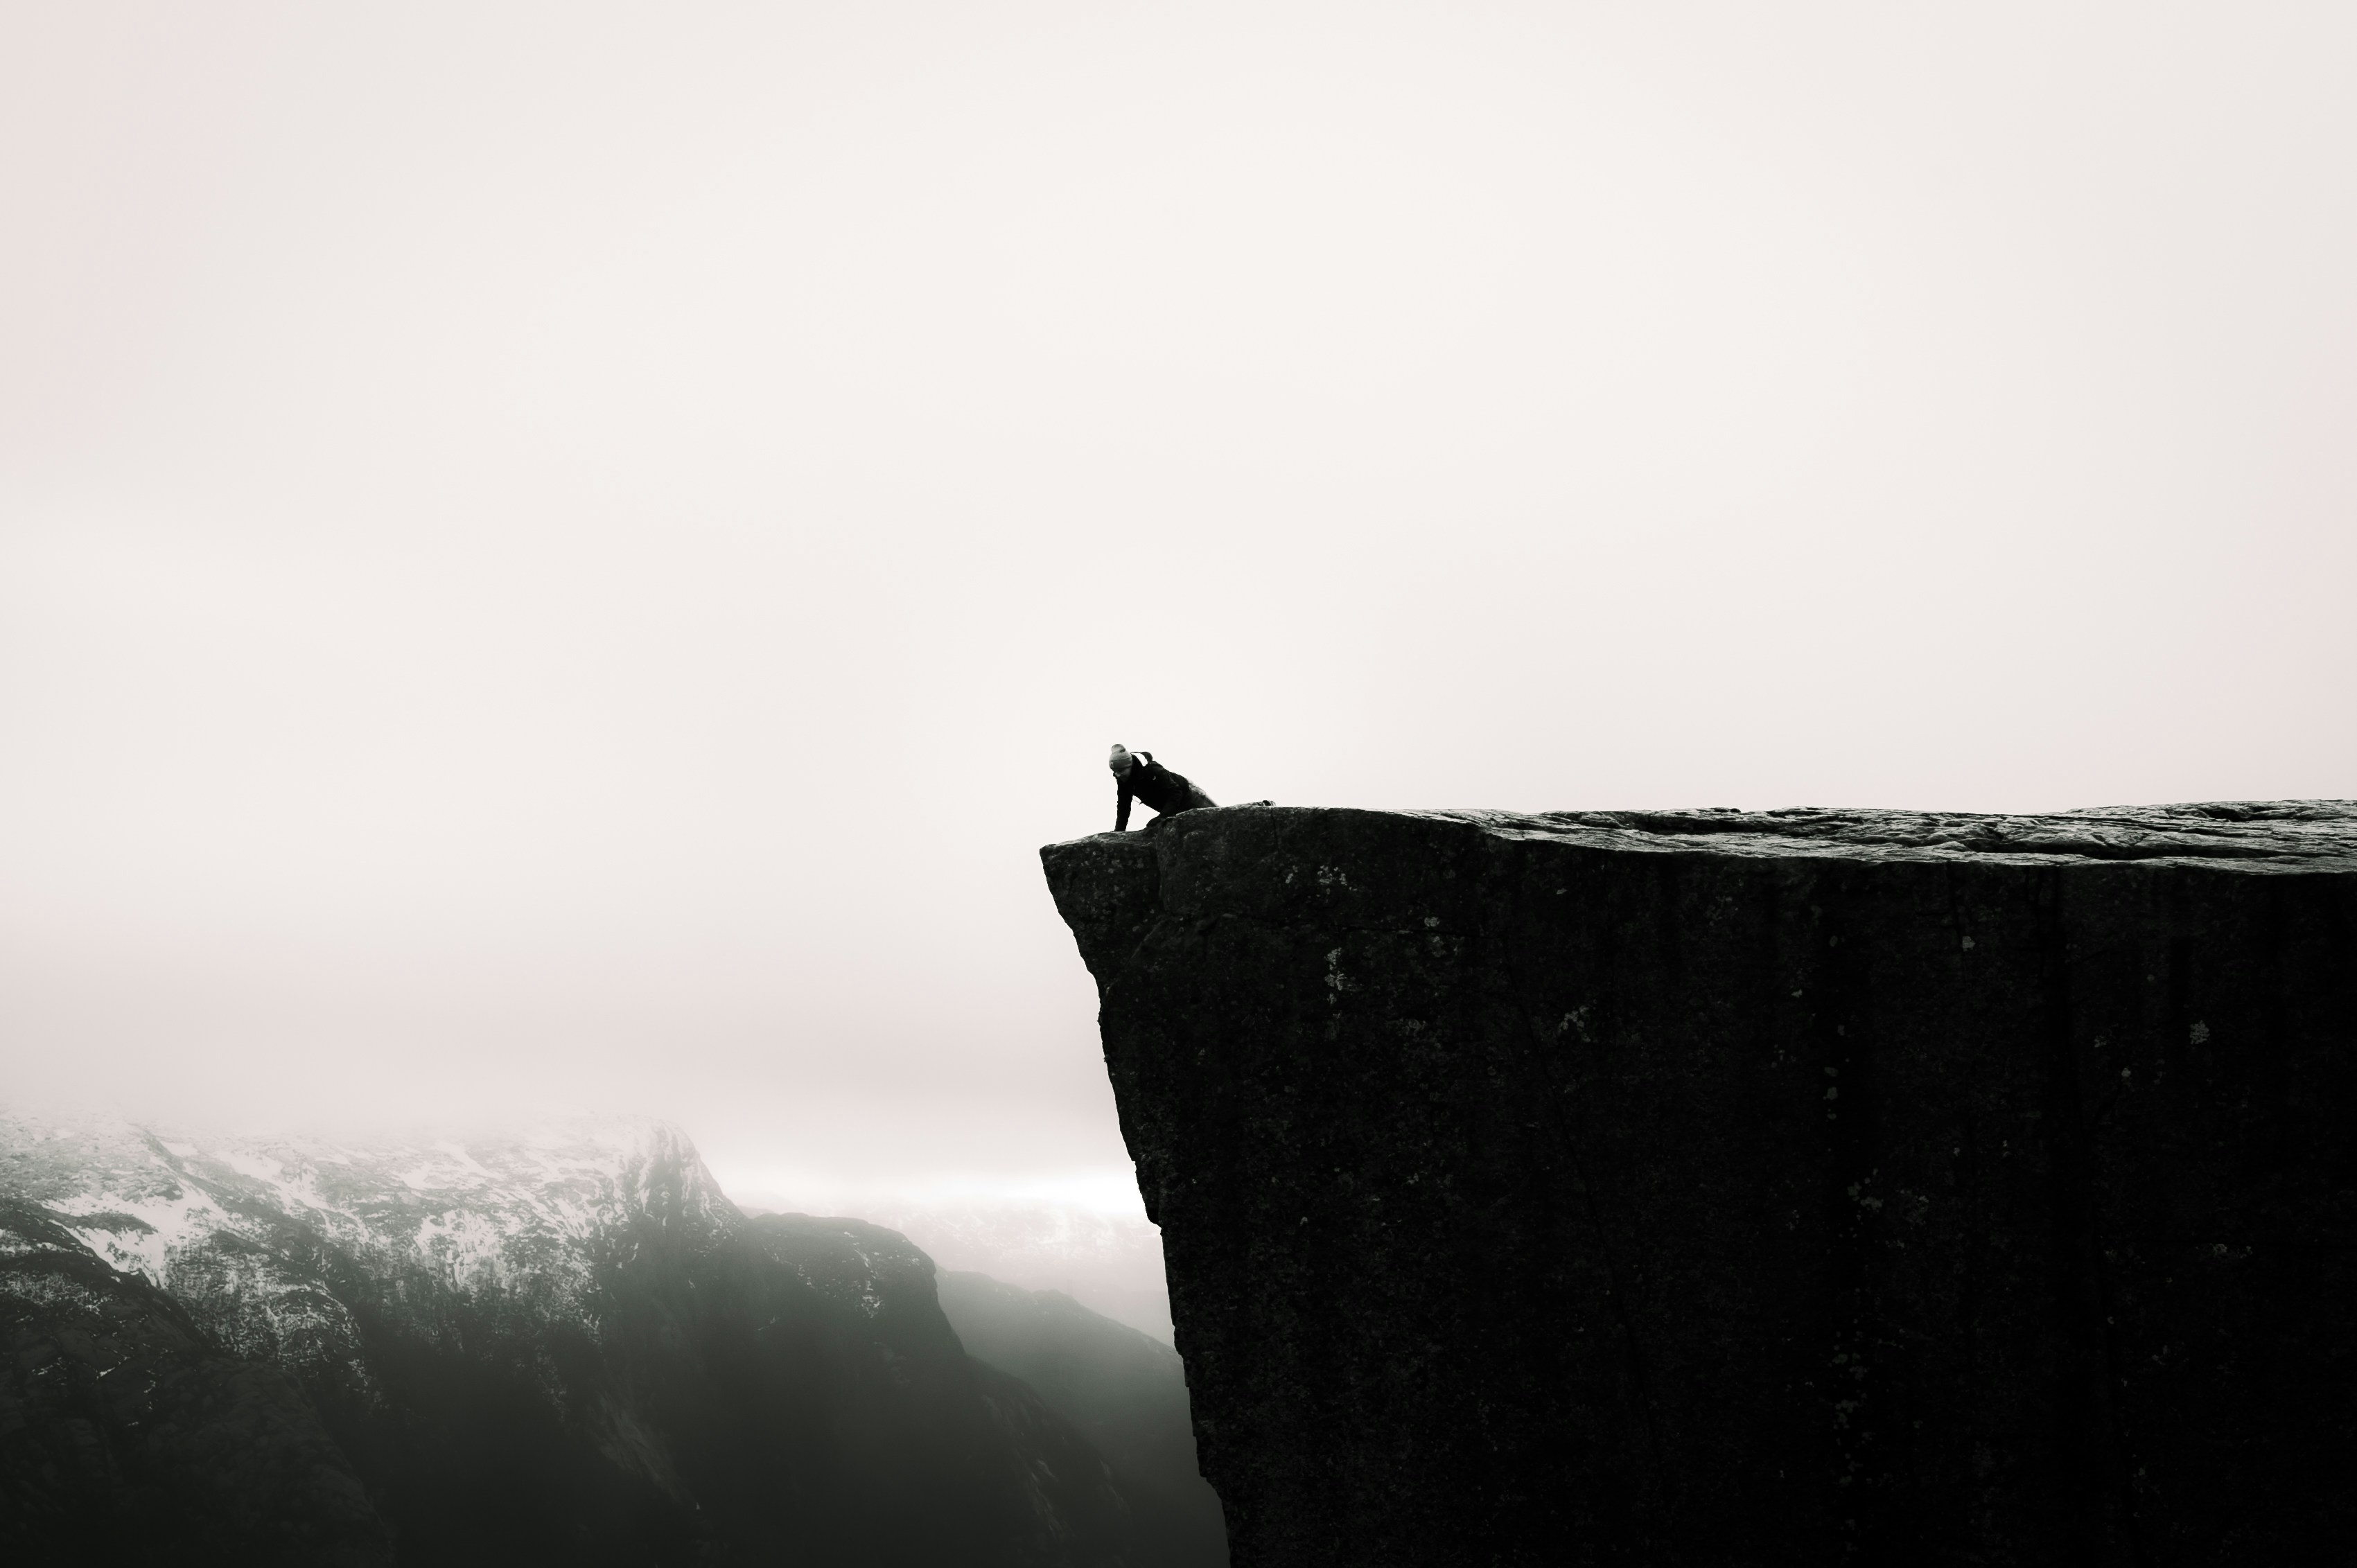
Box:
938;1271;1226;1568
0;1113;1222;1566
749;1193;1179;1345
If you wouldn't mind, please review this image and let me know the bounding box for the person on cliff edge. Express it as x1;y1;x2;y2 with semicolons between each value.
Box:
1109;744;1216;832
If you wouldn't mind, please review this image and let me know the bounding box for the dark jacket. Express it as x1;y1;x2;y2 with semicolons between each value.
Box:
1114;752;1209;831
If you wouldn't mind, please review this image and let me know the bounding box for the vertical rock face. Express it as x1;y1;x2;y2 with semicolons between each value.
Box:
1043;803;2357;1567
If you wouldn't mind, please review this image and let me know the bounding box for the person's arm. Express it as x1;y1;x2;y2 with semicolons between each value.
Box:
1114;775;1133;832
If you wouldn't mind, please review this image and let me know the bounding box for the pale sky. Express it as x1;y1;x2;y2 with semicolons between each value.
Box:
3;3;2351;1199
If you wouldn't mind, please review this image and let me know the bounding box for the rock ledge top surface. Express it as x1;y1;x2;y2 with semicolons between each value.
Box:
1053;798;2357;871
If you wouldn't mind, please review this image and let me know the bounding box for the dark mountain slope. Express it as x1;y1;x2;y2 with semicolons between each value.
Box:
940;1269;1226;1568
0;1201;394;1566
573;1212;1135;1567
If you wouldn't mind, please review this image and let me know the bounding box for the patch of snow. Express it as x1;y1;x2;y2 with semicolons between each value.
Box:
218;1149;283;1184
52;1184;231;1285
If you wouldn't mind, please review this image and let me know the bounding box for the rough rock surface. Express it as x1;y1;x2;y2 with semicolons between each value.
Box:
1042;802;2357;1567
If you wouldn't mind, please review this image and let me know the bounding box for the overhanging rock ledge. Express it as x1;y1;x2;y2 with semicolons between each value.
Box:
1042;802;2357;1567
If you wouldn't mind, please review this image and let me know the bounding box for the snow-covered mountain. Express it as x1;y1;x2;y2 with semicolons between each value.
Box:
0;1111;1209;1567
4;1113;729;1383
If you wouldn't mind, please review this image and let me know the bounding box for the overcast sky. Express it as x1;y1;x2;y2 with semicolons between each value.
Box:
3;2;2351;1202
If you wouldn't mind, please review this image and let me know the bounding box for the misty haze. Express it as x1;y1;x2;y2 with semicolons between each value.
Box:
4;3;2353;1565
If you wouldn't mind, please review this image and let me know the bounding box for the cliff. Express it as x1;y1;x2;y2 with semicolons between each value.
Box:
1043;802;2357;1567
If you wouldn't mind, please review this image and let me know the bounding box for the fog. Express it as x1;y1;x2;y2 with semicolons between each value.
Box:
3;2;2351;1245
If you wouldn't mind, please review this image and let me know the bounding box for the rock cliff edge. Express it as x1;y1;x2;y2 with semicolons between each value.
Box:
1043;802;2357;1567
